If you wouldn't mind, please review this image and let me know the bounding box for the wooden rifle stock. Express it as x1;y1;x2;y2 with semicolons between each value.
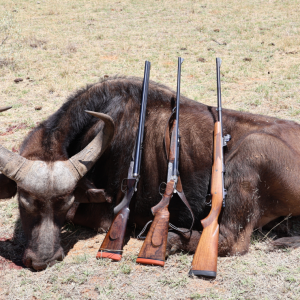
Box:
136;120;177;266
136;180;174;266
96;179;136;261
189;122;223;278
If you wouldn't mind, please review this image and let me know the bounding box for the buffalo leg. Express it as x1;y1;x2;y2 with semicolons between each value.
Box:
166;230;201;256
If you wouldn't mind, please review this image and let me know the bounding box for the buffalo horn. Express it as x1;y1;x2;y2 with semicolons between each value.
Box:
68;111;115;178
0;145;32;183
0;106;12;113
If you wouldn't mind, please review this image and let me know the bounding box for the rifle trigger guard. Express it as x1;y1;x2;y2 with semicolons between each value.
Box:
121;178;128;193
205;197;212;207
159;182;167;196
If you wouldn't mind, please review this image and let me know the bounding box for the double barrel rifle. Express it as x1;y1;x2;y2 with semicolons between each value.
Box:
96;61;151;261
136;57;194;266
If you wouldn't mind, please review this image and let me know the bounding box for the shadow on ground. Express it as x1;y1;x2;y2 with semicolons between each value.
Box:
0;219;99;272
1;216;300;273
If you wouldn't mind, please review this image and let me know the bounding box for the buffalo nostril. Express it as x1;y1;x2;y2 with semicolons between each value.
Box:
22;257;32;268
54;247;64;261
45;248;65;269
56;254;63;261
54;253;63;262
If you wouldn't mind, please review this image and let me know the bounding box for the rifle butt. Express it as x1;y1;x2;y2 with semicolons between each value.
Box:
136;207;170;266
189;220;219;278
96;207;130;261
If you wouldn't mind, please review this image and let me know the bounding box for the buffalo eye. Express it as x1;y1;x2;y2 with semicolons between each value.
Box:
18;192;35;213
54;194;75;212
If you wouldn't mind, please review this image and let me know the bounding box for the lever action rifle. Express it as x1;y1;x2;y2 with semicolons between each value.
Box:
96;61;151;261
189;57;230;278
136;57;184;267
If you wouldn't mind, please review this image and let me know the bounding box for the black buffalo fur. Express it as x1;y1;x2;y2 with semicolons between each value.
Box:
5;76;300;257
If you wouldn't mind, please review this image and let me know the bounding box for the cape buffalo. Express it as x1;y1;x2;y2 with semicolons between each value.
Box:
0;76;299;270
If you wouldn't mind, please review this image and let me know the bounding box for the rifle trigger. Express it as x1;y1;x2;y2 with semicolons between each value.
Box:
121;178;128;193
223;134;231;146
223;188;227;196
223;189;227;207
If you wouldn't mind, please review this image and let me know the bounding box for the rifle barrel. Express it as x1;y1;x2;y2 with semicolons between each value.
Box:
133;61;151;177
173;57;184;177
216;57;222;125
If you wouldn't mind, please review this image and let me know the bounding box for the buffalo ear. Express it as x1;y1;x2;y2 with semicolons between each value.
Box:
73;177;112;203
0;173;17;199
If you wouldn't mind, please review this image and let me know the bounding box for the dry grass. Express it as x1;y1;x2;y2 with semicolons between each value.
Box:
0;0;300;299
1;204;300;300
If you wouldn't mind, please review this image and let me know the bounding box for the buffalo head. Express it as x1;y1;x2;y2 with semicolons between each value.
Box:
0;111;114;270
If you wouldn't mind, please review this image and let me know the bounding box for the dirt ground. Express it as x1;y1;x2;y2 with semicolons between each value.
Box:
1;207;300;299
1;0;300;299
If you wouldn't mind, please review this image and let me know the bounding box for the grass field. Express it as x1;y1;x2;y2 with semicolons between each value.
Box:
1;0;300;299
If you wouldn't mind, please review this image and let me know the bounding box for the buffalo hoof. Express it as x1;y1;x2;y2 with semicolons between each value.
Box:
166;232;181;257
272;236;300;249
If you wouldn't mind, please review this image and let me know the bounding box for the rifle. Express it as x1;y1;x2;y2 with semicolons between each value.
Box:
136;57;184;267
96;61;151;261
189;58;230;278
